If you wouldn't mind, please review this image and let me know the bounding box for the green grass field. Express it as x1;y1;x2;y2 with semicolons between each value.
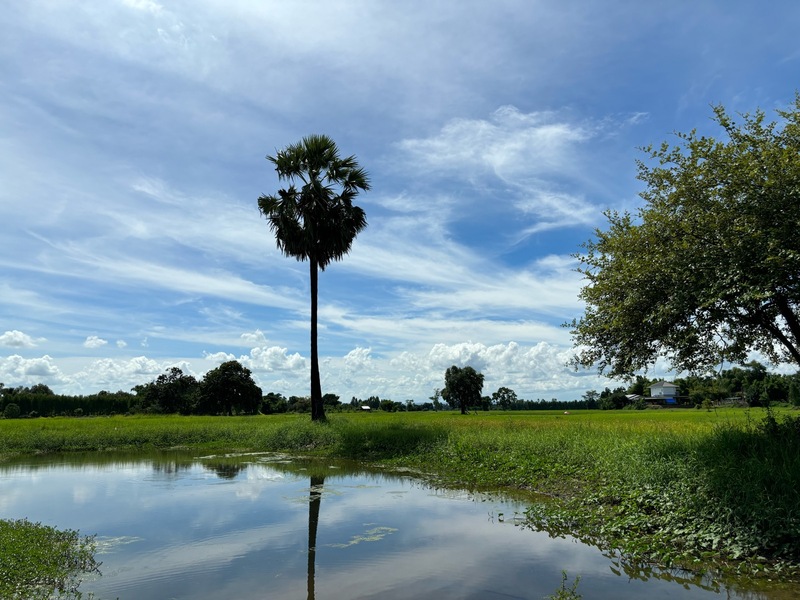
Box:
1;407;798;584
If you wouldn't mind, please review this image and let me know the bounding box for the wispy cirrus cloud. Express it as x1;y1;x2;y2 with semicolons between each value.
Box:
396;106;643;234
399;106;591;179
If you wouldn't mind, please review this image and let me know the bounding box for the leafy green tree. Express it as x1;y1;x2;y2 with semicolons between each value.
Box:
133;367;198;414
288;395;311;413
571;98;800;378
491;386;517;410
598;387;627;410
28;383;54;395
262;392;288;414
321;393;341;408
258;134;369;421
197;361;262;416
581;390;600;409
442;365;485;414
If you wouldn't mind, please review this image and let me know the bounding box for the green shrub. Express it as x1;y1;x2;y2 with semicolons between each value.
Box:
3;403;21;419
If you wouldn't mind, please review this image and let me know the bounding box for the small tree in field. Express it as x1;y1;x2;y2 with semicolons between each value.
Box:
442;366;484;415
197;361;262;416
491;386;517;410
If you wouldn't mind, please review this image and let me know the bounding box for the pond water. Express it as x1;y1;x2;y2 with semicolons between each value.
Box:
0;452;794;599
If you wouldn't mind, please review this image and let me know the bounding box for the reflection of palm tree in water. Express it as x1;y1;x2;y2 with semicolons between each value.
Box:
307;475;324;600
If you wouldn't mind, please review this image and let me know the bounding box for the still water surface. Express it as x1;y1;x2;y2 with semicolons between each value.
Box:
0;452;793;599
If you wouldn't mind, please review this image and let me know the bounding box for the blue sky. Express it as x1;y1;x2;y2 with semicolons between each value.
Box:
2;1;799;402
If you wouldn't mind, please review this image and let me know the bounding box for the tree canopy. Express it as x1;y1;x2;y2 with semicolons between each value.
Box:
491;386;517;410
197;361;262;416
442;365;484;414
570;97;800;378
258;134;369;421
133;367;198;414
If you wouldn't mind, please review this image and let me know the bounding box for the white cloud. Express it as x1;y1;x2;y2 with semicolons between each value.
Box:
243;346;306;372
400;106;590;179
396;106;615;234
116;340;128;348
343;347;372;371
83;336;108;349
0;355;69;387
69;356;194;392
203;351;236;364
240;330;268;346
22;243;301;312
0;330;43;348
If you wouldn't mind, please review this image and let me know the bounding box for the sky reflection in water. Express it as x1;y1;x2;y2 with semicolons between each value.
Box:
0;452;783;599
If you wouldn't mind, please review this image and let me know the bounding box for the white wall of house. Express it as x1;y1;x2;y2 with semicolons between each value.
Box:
650;381;679;398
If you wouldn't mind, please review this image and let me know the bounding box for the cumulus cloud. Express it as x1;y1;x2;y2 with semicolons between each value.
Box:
343;347;372;371
240;330;268;346
70;357;194;392
116;340;128;348
0;354;68;386
0;330;43;348
203;351;237;364
244;346;305;372
83;336;108;349
310;341;609;402
427;341;492;371
203;345;307;374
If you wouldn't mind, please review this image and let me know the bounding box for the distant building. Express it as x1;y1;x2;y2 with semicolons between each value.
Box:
649;381;679;399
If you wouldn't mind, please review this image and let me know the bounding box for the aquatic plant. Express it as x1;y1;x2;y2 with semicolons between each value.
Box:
0;518;100;599
543;571;581;599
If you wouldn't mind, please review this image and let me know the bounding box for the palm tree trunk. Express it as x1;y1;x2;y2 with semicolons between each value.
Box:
309;257;325;421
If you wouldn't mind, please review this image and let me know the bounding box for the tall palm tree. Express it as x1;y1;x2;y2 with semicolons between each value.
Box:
258;134;369;421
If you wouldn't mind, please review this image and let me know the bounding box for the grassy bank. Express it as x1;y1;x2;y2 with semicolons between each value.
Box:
1;408;798;581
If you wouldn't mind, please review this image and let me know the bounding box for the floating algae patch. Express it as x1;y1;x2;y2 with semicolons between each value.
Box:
328;525;398;548
94;535;145;554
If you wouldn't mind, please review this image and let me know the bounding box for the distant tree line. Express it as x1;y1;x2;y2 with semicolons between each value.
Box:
0;361;262;418
4;359;798;419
